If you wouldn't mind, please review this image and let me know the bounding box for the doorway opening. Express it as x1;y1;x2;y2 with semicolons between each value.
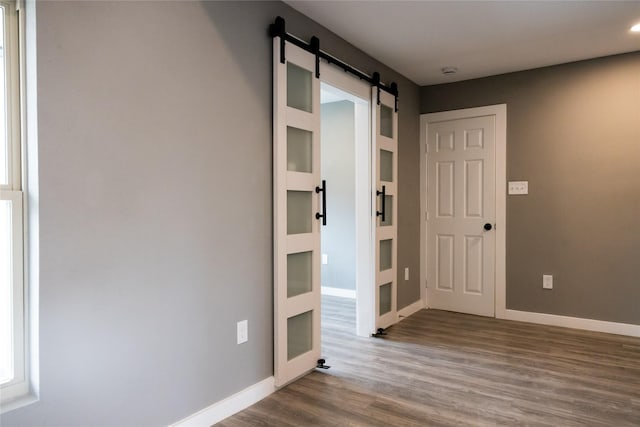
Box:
319;82;371;339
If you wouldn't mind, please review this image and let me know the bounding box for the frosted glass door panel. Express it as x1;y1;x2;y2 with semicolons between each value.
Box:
380;150;393;182
287;310;313;360
380;104;393;138
287;191;312;235
287;63;312;113
287;127;312;173
379;283;392;315
287;251;312;298
380;239;392;271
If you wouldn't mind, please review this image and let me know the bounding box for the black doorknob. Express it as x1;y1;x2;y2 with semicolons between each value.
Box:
484;223;493;231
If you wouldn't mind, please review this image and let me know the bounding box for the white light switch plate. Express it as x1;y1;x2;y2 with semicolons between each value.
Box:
237;320;248;344
321;254;328;265
404;268;409;281
543;275;553;290
508;181;528;195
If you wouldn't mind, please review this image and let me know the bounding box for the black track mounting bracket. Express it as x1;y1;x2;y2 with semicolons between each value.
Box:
391;82;399;112
310;36;320;78
372;72;381;105
268;16;286;64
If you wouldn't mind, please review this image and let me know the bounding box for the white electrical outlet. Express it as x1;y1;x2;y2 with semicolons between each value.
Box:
404;268;409;281
237;320;248;344
508;181;528;195
321;254;328;265
543;275;553;290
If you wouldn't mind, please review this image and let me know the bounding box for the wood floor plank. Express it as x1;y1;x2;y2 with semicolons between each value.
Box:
217;296;640;426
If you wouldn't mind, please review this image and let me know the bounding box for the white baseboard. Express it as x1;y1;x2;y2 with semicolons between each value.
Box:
498;309;640;338
170;376;275;427
398;299;425;320
321;286;356;299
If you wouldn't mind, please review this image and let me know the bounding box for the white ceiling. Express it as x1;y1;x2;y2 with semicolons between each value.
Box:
285;1;640;86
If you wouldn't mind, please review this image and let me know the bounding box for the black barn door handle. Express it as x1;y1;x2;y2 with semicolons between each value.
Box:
315;180;327;226
376;185;386;222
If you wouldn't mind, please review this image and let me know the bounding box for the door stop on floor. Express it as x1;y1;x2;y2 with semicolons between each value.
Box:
316;359;330;369
371;328;387;338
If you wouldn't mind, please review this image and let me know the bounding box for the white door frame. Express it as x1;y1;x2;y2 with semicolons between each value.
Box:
319;64;375;337
420;104;507;317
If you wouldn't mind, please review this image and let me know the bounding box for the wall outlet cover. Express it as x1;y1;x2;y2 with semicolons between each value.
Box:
543;274;553;290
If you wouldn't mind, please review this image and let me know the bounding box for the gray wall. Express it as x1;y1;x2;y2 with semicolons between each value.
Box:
1;1;421;426
321;101;356;291
421;52;640;325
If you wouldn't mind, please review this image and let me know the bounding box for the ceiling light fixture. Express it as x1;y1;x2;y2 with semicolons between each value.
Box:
631;23;640;32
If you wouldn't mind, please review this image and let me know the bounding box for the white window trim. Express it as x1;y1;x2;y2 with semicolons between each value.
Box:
1;0;33;411
1;191;26;401
0;0;20;192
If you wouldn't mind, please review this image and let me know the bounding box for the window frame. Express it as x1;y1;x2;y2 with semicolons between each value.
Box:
0;0;28;406
0;0;20;192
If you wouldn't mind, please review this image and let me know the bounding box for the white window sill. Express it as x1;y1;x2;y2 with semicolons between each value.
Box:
0;391;38;414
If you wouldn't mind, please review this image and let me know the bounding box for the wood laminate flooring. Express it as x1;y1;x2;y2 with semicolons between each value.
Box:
218;296;640;426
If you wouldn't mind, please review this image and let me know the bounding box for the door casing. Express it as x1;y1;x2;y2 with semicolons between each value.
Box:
420;105;507;317
318;67;375;338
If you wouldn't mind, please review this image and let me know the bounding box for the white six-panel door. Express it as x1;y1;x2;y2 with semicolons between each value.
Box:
426;115;496;317
273;40;322;387
374;89;398;330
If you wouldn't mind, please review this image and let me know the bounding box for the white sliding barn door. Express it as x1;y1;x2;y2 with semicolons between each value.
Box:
373;89;398;330
273;39;322;387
